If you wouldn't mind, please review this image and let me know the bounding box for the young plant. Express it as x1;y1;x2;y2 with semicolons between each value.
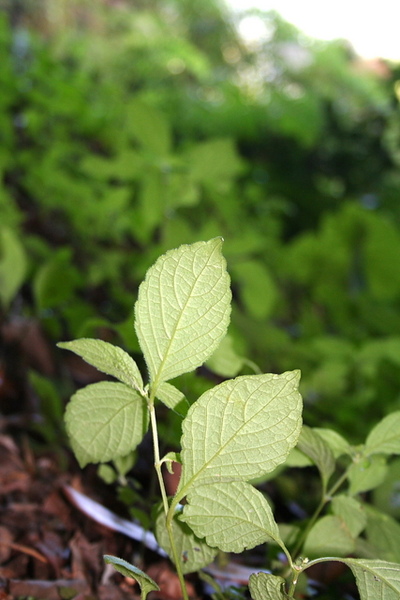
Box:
59;239;400;600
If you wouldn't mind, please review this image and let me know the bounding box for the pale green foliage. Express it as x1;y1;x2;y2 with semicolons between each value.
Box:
343;558;400;600
179;372;302;488
0;227;27;309
156;382;189;416
297;426;335;491
331;496;367;538
103;555;159;600
134;238;231;388
59;239;400;600
64;382;148;467
303;515;355;557
182;481;280;552
155;507;217;574
249;572;289;600
365;411;400;455
58;338;144;392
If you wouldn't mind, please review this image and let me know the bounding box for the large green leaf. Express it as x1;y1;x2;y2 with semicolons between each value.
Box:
181;481;280;552
314;427;351;458
58;338;144;393
155;507;217;574
0;227;27;309
134;239;231;387
249;572;289;600
104;555;159;600
179;371;302;489
365;412;400;456
297;426;335;490
343;558;400;600
65;382;148;467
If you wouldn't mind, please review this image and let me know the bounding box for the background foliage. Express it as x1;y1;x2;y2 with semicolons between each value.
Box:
1;0;400;448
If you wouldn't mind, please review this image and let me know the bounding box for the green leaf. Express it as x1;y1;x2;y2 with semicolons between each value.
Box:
135;239;231;387
155;507;217;574
127;99;171;155
179;371;302;489
34;248;80;310
303;516;355;558
156;382;190;416
206;334;245;378
331;495;367;538
181;481;281;552
249;572;289;600
297;426;335;490
348;454;388;495
365;506;400;563
103;555;159;600
232;261;277;320
65;382;148;467
365;412;400;456
0;227;27;309
186;138;244;185
314;427;351;458
58;338;144;393
342;558;400;600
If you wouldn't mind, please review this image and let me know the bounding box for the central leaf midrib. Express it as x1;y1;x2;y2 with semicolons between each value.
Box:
152;244;219;391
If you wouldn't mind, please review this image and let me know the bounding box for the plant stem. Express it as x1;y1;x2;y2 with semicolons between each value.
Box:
148;396;190;600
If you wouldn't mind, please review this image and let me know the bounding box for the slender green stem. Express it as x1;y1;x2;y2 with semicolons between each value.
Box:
148;393;190;600
291;464;351;560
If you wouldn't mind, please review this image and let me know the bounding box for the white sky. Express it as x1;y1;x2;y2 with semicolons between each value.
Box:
226;0;400;61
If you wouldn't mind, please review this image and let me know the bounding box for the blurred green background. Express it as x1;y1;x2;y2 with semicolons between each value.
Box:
1;0;400;444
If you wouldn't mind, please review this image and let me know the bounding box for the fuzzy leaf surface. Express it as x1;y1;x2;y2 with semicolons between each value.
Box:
181;481;280;552
343;558;400;600
249;572;289;600
314;427;351;458
365;507;400;563
65;382;148;467
155;508;217;574
365;412;400;456
179;371;302;489
135;239;231;387
104;555;159;600
58;338;144;392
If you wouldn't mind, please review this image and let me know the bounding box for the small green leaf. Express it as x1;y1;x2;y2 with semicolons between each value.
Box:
156;382;189;416
314;427;351;458
155;507;217;574
181;481;281;553
0;227;27;309
161;451;181;474
343;558;400;600
127;99;171;155
180;371;302;489
365;412;400;456
249;572;289;600
206;334;245;378
303;516;355;558
65;382;148;467
232;260;277;320
297;426;335;490
365;506;400;563
104;555;159;600
135;239;231;388
331;495;367;538
348;454;388;495
58;338;144;393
